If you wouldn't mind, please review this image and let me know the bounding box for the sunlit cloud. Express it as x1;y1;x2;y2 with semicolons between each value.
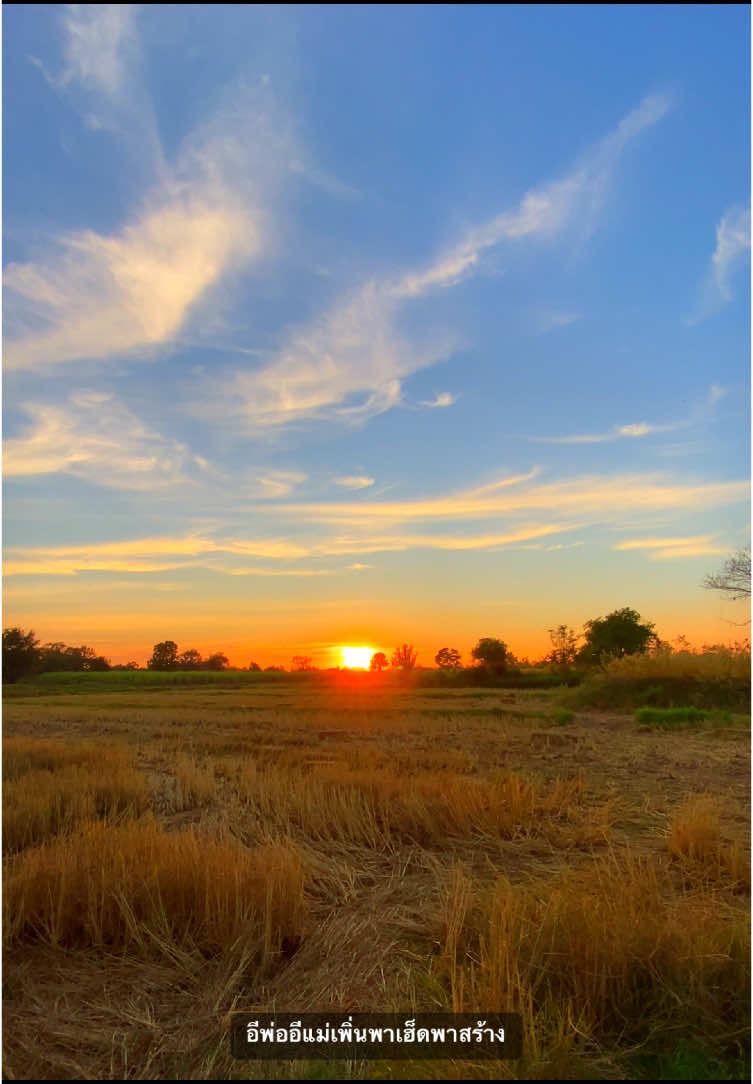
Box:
218;568;330;577
196;92;670;430
257;471;308;497
648;545;733;560
3;392;207;489
614;535;718;551
2;521;578;577
270;473;748;526
6;10;294;371
613;535;731;560
333;476;376;489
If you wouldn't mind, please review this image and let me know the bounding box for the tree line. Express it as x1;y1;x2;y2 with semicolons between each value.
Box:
1;629;112;684
3;544;748;684
1;607;659;683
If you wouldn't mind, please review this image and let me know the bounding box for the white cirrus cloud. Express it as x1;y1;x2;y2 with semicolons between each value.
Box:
195;93;671;431
6;11;294;371
3;392;208;490
691;206;751;322
419;392;456;408
712;206;751;301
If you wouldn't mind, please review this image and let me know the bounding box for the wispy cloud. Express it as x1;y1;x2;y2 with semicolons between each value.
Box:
534;310;582;334
256;471;308;497
2;521;578;577
529;420;684;445
3;392;207;489
419;392;456;408
691;206;751;322
6;12;293;371
613;534;731;560
333;476;376;490
391;93;671;300
5;463;747;577
4;193;260;370
712;207;751;301
270;472;748;526
61;4;139;100
196;92;671;430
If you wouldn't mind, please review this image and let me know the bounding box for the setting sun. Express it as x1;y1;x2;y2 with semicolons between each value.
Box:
341;646;374;669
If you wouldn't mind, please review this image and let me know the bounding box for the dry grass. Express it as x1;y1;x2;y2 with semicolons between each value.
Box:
604;641;751;680
3;739;149;854
3;736;119;781
2;682;748;1080
668;796;750;890
227;762;607;851
4;816;306;961
438;852;749;1075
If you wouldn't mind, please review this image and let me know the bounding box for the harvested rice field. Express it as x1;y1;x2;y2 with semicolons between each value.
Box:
2;677;750;1080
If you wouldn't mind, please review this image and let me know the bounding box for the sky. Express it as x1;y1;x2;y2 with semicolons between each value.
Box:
2;4;750;668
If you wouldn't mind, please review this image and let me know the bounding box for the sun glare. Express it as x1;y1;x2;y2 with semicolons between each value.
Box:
341;646;374;669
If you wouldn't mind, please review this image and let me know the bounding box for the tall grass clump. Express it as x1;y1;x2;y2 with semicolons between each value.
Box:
438;852;749;1071
4;817;306;961
3;740;149;854
234;765;601;849
169;754;217;810
668;797;750;890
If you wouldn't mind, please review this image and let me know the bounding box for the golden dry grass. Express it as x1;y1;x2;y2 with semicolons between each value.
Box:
604;642;751;680
4;816;305;960
668;796;750;890
437;853;749;1077
3;739;149;854
2;681;749;1080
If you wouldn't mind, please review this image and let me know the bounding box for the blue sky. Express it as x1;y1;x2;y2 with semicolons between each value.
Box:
3;5;750;666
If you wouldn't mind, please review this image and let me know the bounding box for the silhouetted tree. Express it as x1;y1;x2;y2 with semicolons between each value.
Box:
369;651;389;672
37;642;110;672
578;608;657;665
703;548;751;602
291;655;314;671
547;625;579;670
178;649;203;670
471;637;508;671
391;643;418;670
435;647;462;669
3;627;40;684
205;652;229;671
148;641;179;670
248;661;261;671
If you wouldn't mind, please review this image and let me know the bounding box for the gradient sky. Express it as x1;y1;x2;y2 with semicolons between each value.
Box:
3;4;750;668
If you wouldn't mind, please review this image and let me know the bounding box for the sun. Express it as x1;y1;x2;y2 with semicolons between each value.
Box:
341;646;374;669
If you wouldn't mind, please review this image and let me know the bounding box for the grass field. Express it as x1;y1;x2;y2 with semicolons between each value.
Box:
2;675;750;1080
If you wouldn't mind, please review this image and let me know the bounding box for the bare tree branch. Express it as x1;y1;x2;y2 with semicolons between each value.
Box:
702;548;751;601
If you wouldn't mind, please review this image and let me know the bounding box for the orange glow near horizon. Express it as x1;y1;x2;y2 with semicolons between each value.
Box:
341;646;375;669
